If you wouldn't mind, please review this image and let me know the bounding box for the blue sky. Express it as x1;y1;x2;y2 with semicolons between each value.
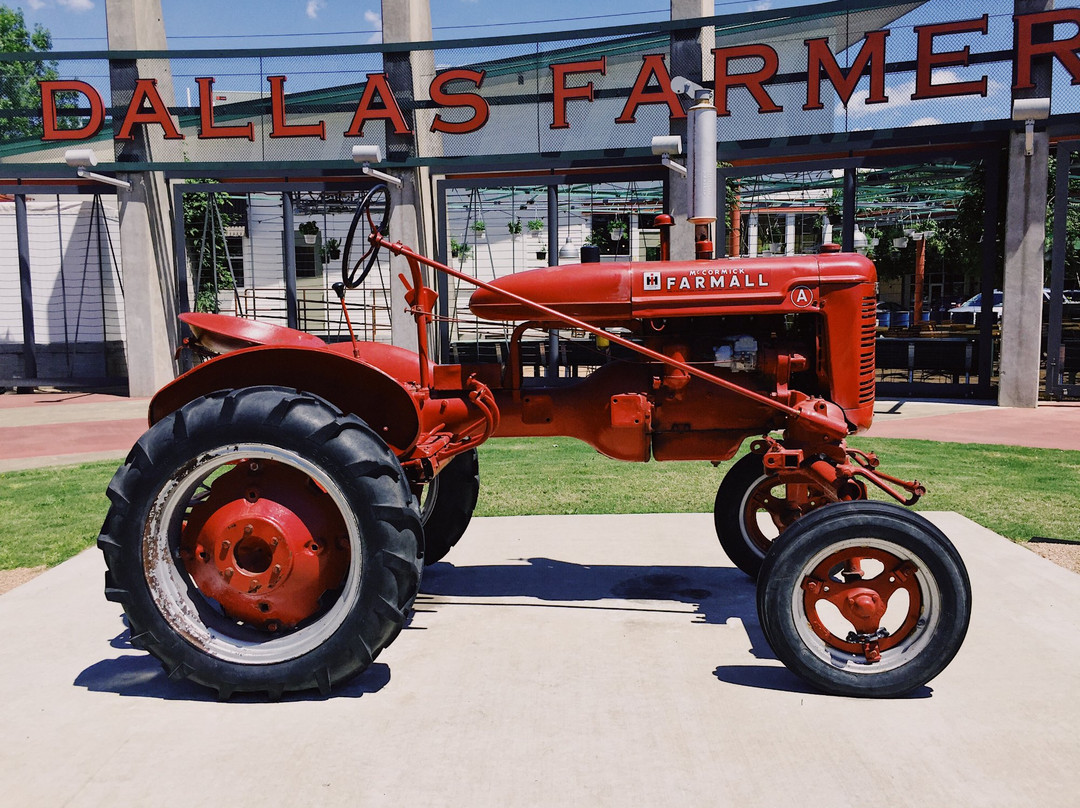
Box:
13;0;800;49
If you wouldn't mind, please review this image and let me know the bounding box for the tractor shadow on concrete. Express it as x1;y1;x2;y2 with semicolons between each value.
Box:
73;621;392;702
419;557;816;695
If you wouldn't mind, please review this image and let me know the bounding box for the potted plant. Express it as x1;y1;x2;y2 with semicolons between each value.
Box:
299;220;319;245
322;237;341;262
472;220;486;238
508;219;523;237
527;219;544;238
451;237;472;260
536;247;547;261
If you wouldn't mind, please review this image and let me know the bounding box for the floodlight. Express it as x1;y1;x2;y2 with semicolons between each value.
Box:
351;144;401;187
63;148;131;190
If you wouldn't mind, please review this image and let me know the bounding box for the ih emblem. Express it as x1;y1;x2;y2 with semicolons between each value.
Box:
644;271;661;291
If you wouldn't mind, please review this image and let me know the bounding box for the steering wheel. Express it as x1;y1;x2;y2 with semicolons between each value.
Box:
341;184;390;289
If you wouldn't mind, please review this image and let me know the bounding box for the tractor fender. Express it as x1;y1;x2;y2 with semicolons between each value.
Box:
149;346;422;456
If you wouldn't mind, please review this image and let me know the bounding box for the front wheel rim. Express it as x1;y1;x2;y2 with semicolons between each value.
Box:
144;444;363;666
790;538;941;674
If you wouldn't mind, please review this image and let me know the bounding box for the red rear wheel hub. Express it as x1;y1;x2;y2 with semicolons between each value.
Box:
180;460;351;630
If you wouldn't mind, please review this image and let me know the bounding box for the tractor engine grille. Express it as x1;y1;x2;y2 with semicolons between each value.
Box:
859;295;877;405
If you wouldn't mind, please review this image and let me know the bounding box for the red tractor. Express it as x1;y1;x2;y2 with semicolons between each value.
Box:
98;185;970;700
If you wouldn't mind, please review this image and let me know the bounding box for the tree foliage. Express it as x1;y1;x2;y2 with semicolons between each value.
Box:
1046;155;1080;289
0;5;60;141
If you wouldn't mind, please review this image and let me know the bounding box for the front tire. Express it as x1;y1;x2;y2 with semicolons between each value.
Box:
97;386;423;698
417;449;479;565
756;501;971;698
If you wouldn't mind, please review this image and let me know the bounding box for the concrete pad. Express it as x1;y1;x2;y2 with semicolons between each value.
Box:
1;513;1078;807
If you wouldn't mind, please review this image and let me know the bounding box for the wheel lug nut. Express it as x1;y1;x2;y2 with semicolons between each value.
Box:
223;567;234;581
243;524;254;537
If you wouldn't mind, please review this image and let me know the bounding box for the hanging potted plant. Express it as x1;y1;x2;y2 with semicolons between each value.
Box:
508;219;523;237
451;237;472;260
299;220;319;245
580;229;601;263
322;237;341;262
472;220;486;239
527;219;544;238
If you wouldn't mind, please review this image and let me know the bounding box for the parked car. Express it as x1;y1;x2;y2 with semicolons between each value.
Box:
949;288;1080;324
949;290;1004;318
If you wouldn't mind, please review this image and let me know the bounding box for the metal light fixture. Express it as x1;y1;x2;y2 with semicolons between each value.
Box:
351;144;402;187
1011;97;1051;157
64;149;132;191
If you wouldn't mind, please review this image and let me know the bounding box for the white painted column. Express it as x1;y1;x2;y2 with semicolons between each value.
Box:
105;0;180;396
747;213;759;257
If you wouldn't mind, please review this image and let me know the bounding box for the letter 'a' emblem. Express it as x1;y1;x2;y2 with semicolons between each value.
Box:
790;286;814;308
644;271;661;291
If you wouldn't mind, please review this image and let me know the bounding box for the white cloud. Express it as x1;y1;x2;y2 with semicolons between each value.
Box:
910;117;944;127
57;0;94;11
838;72;1006;120
306;0;326;19
749;2;773;10
27;0;46;10
364;9;381;44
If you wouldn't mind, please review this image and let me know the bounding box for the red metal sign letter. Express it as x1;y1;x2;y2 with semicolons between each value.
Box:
911;16;989;100
713;45;783;116
550;57;606;129
616;55;686;124
196;77;254;141
430;69;490;134
115;78;184;141
804;31;890;110
268;75;326;139
39;80;105;141
344;73;412;137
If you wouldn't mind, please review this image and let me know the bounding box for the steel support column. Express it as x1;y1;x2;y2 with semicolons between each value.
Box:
282;192;299;330
15;193;37;381
547;185;560;377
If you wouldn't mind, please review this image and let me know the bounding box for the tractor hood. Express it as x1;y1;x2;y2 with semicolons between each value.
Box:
469;253;876;322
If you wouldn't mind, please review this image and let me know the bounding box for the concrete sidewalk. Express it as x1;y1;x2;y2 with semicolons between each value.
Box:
1;513;1078;807
0;392;148;471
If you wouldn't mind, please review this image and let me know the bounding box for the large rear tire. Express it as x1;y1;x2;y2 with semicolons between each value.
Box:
417;449;479;565
756;501;971;698
97;386;423;699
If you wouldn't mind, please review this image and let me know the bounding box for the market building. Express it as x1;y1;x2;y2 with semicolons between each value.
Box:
2;0;1079;403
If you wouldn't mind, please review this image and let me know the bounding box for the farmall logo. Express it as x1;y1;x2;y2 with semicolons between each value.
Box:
663;267;770;292
643;270;661;291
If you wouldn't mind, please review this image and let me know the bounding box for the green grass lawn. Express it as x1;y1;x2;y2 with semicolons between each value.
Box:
2;437;1078;570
